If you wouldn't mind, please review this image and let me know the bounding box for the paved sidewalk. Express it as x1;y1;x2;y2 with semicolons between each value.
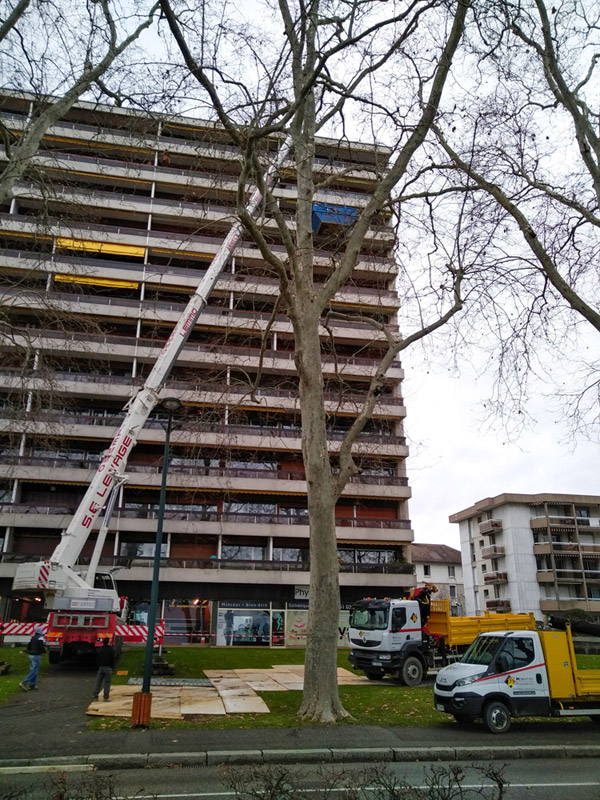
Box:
1;663;600;771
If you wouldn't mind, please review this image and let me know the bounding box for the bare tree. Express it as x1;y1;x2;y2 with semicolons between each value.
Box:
0;0;160;206
425;0;600;434
157;0;472;722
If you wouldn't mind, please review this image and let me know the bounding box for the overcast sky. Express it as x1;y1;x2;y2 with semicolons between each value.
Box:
403;348;600;552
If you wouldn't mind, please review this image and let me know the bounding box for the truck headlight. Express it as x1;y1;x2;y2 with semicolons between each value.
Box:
454;672;485;688
379;655;392;661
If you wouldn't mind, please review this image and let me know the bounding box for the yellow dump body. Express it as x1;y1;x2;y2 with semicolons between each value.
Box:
425;599;537;648
539;628;600;701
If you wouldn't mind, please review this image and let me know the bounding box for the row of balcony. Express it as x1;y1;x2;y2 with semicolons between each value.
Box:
0;553;415;575
530;515;600;529
0;503;413;530
537;569;600;584
533;541;600;556
1;286;397;342
0;456;409;487
1;111;388;182
485;599;511;611
0;213;395;270
1;249;400;309
2;326;403;376
0;367;405;408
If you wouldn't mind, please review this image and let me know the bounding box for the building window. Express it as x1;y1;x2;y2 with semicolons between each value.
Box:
448;565;455;578
449;585;456;599
423;564;431;577
484;589;489;598
481;563;487;572
489;533;496;545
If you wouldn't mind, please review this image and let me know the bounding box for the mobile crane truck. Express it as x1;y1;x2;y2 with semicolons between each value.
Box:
434;622;600;733
348;586;537;686
9;137;292;663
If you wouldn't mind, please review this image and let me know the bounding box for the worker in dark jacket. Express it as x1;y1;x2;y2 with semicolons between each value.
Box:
20;625;46;691
93;639;116;702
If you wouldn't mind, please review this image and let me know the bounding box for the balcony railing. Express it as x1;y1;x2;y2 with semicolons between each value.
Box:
479;519;502;534
1;248;400;305
0;455;409;487
485;599;511;611
3;325;403;373
0;552;415;574
0;366;406;407
483;571;508;584
0;502;412;530
481;545;505;559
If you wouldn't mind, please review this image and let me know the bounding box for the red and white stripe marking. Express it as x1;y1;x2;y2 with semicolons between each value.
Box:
37;562;50;589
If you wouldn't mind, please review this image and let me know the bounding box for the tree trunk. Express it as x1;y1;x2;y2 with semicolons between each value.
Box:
294;308;349;723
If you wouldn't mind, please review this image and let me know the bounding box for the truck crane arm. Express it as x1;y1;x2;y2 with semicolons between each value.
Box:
12;137;293;610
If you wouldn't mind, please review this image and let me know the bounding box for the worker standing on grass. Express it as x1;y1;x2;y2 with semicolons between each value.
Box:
20;625;46;691
93;638;116;702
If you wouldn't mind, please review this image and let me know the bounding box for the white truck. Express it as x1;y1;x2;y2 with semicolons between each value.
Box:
9;137;292;661
348;587;536;686
434;626;600;733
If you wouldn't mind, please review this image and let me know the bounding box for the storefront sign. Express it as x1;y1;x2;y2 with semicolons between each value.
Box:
294;585;309;600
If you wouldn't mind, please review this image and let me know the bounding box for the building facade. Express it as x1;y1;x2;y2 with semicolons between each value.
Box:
450;493;600;620
0;92;414;645
410;543;464;615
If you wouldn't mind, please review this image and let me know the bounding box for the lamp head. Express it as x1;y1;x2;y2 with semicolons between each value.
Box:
161;397;182;413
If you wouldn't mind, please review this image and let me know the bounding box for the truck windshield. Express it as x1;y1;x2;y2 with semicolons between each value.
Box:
461;635;503;666
350;607;389;630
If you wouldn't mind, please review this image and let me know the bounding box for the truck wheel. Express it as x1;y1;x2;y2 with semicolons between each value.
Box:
365;670;385;681
400;656;423;687
48;650;61;665
483;701;511;734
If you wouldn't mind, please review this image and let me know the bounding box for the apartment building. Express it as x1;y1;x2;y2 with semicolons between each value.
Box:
0;92;414;645
410;543;464;615
450;493;600;621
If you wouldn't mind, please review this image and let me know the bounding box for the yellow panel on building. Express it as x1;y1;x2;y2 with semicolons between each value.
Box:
55;238;145;258
54;274;139;290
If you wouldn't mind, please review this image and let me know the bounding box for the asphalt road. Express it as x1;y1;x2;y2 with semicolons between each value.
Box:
3;759;600;800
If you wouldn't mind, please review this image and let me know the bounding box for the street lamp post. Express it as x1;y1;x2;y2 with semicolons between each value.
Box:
131;397;182;726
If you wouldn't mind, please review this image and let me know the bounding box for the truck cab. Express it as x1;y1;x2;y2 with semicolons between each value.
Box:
348;598;429;686
434;630;551;732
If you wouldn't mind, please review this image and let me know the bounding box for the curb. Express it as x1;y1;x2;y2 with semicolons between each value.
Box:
1;745;600;772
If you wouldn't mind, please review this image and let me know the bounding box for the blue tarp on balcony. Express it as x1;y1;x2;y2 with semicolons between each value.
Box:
311;202;359;234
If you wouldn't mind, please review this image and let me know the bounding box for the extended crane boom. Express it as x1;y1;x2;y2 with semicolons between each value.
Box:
13;137;292;615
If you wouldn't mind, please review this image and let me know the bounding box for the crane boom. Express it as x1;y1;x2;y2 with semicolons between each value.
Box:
13;137;292;603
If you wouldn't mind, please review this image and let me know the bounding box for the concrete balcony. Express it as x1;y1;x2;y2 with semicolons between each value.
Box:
0;214;397;278
536;571;555;583
483;571;508;584
2;328;405;382
479;519;502;534
0;287;397;346
0;370;406;420
485;599;511;611
0;554;415;589
481;545;505;559
0;504;414;543
0;250;401;314
533;542;552;556
539;598;600;614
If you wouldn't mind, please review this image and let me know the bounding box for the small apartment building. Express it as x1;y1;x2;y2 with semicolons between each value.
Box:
0;92;415;646
450;493;600;620
411;543;464;615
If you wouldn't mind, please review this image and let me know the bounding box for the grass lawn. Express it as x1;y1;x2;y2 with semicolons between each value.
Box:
2;645;598;730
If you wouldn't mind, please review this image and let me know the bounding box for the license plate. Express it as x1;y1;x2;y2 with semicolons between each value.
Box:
436;704;445;712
